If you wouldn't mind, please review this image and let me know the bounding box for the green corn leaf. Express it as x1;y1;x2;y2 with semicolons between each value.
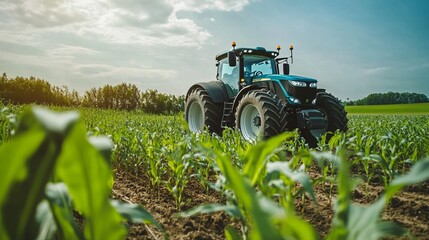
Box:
44;183;83;240
327;148;351;240
345;199;385;240
0;107;78;240
32;107;80;134
344;200;407;240
266;162;317;204
225;225;243;240
175;203;242;219
215;148;284;240
88;136;114;165
56;119;126;240
385;158;429;201
278;214;319;240
376;221;408;238
243;132;293;186
327;150;419;240
35;200;57;240
0;128;46;240
311;151;341;168
110;199;166;236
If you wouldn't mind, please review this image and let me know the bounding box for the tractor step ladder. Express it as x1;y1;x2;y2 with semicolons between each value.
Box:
221;100;234;128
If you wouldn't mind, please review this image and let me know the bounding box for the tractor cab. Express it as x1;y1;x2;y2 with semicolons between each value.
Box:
216;45;280;97
216;43;319;106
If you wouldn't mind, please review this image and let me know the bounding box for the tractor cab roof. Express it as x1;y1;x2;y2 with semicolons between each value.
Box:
215;47;279;61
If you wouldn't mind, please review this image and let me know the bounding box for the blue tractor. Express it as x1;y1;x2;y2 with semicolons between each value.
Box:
185;42;347;146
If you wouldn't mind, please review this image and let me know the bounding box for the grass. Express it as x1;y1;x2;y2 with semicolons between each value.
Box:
345;102;429;114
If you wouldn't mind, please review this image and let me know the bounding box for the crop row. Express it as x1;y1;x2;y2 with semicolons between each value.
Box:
1;104;429;239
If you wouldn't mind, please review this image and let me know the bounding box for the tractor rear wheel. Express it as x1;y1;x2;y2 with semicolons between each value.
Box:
302;92;348;147
185;88;223;134
235;90;285;141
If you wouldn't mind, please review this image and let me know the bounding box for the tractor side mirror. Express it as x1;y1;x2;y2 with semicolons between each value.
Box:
228;51;236;67
283;63;290;75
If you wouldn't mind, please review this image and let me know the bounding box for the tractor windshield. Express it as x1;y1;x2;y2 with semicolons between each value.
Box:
243;55;276;79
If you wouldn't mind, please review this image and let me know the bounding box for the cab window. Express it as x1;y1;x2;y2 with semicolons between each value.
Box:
217;58;239;95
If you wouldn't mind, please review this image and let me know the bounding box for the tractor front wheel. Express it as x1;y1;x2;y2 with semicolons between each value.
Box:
185;88;223;134
302;92;348;147
235;90;285;141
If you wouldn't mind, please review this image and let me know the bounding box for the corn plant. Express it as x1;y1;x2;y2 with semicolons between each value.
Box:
0;105;18;144
324;149;429;239
0;107;166;240
178;133;318;239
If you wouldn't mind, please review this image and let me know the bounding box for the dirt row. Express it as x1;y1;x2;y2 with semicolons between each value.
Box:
112;168;429;239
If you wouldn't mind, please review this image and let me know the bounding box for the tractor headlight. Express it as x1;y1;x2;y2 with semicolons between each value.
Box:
290;97;301;104
309;82;317;88
289;81;306;87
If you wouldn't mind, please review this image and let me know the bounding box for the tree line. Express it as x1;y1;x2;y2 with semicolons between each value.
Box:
0;73;184;114
346;91;428;106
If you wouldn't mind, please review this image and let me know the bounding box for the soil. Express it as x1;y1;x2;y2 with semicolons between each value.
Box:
112;167;429;240
112;169;233;240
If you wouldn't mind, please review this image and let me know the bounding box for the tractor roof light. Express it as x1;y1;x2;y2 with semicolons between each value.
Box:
289;44;294;50
232;41;236;47
277;45;281;52
309;82;317;88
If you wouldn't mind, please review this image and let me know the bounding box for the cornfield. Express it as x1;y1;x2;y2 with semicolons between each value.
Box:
1;104;428;239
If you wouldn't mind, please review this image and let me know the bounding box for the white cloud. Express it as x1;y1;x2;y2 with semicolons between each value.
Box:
46;44;99;63
0;44;97;68
0;0;251;94
3;0;88;28
0;0;218;47
74;63;177;80
108;0;173;27
0;0;252;49
363;66;390;75
167;0;250;12
0;51;49;68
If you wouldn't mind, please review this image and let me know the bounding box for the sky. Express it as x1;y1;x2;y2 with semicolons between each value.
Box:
0;0;428;100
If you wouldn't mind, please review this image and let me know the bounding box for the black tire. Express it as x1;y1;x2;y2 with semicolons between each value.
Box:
235;90;286;141
302;92;348;147
185;88;223;134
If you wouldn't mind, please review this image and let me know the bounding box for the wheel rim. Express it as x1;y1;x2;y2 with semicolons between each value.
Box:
309;109;328;140
188;101;204;132
240;104;261;141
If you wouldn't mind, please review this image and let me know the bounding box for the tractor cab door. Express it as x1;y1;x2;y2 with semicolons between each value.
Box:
217;57;239;97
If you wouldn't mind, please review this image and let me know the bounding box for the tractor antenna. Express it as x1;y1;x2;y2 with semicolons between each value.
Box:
289;44;294;64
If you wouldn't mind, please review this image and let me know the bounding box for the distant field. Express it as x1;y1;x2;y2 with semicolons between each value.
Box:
345;102;429;114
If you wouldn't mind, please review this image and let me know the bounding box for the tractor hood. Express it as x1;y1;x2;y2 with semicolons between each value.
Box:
253;74;317;83
252;74;318;105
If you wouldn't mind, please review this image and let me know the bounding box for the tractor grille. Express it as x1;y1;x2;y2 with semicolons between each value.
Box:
281;81;317;104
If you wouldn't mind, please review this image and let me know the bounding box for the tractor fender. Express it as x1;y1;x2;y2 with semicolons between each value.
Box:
186;81;229;103
231;85;263;115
